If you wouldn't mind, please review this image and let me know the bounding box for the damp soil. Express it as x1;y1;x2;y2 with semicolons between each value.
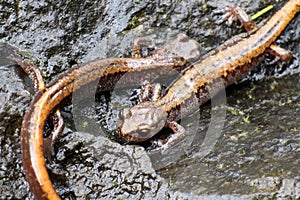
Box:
0;0;299;199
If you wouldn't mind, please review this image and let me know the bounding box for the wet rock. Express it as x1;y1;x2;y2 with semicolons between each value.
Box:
1;0;177;198
159;74;300;199
0;44;31;199
0;0;299;199
51;131;170;199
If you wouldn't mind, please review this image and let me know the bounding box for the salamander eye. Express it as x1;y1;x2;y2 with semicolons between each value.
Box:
119;108;132;120
139;129;150;138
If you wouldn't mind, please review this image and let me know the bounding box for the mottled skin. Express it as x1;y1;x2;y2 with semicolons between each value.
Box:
117;102;168;142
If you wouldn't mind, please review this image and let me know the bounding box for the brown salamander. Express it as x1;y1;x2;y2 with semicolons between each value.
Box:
118;0;300;143
15;59;65;160
20;55;190;200
20;0;299;199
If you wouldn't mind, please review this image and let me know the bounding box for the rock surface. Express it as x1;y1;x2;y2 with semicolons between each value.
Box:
0;0;299;199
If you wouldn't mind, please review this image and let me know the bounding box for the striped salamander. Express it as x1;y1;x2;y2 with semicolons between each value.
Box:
19;41;194;199
118;0;299;145
19;0;299;199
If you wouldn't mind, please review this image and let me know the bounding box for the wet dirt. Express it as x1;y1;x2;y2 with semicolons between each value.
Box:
0;0;299;199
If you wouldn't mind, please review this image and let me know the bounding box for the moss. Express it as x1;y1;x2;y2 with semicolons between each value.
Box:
113;181;119;188
128;15;140;29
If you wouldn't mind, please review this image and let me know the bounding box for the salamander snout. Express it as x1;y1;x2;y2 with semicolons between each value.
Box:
117;102;168;143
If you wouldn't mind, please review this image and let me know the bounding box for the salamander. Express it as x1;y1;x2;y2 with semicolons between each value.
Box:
19;0;299;199
15;59;65;160
118;0;300;144
20;55;191;200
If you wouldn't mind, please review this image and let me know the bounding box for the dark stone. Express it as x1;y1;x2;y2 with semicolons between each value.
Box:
0;0;299;199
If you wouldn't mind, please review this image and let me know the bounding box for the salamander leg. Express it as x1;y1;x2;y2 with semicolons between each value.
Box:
214;5;257;33
267;44;293;63
14;58;64;159
215;6;292;63
140;81;162;102
151;121;186;152
132;37;155;58
43;109;65;159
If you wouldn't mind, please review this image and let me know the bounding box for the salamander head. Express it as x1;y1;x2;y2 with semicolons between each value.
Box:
117;102;168;143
